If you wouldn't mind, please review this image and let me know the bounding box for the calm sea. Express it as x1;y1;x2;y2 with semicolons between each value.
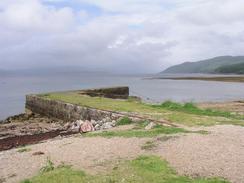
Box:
1;72;244;120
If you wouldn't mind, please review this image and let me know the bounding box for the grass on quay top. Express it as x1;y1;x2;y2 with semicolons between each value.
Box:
40;91;244;126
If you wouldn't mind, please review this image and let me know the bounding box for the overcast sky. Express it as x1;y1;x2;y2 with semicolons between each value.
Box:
0;0;244;73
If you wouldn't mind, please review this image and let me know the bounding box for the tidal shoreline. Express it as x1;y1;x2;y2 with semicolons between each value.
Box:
152;76;244;83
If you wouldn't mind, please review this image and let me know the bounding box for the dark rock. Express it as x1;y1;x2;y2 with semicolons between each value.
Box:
32;151;45;156
80;87;129;99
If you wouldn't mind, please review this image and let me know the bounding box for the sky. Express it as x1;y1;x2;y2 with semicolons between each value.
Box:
0;0;244;73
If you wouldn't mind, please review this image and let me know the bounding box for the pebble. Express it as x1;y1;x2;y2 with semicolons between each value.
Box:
80;121;94;133
102;122;113;129
145;122;156;130
32;151;45;156
67;116;119;132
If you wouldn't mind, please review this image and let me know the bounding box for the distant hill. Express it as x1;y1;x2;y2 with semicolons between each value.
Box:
162;56;244;74
215;62;244;74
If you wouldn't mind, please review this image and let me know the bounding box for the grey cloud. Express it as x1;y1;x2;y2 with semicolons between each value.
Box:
0;0;244;73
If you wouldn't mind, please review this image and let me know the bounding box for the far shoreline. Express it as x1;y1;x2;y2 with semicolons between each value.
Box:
151;75;244;83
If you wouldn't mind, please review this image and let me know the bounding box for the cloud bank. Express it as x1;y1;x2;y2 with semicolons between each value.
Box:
0;0;244;73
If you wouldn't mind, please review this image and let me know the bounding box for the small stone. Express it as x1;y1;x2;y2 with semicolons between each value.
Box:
64;122;70;129
32;151;45;156
111;114;117;120
98;120;103;125
70;122;80;131
105;117;111;122
94;124;100;131
91;119;97;125
80;121;95;133
76;120;84;126
111;120;116;127
102;122;113;129
145;122;156;130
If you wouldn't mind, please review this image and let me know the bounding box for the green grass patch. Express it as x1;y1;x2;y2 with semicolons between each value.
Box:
21;167;86;183
40;158;55;173
152;101;234;118
116;117;133;126
128;156;228;183
133;120;150;129
157;136;178;142
21;156;229;183
17;147;31;153
83;125;188;138
141;141;157;150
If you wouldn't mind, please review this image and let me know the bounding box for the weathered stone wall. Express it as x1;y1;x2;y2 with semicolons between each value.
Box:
26;95;125;122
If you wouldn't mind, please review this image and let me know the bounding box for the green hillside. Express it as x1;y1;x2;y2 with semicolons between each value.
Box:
162;56;244;74
215;62;244;74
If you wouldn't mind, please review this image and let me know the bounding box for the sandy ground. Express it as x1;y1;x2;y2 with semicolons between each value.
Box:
0;135;149;183
155;125;244;183
0;125;244;183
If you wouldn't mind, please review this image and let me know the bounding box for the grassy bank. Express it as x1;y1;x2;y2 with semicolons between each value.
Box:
22;156;228;183
41;92;244;126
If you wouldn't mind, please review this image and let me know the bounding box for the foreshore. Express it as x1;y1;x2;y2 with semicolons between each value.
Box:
152;76;244;83
1;98;244;151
